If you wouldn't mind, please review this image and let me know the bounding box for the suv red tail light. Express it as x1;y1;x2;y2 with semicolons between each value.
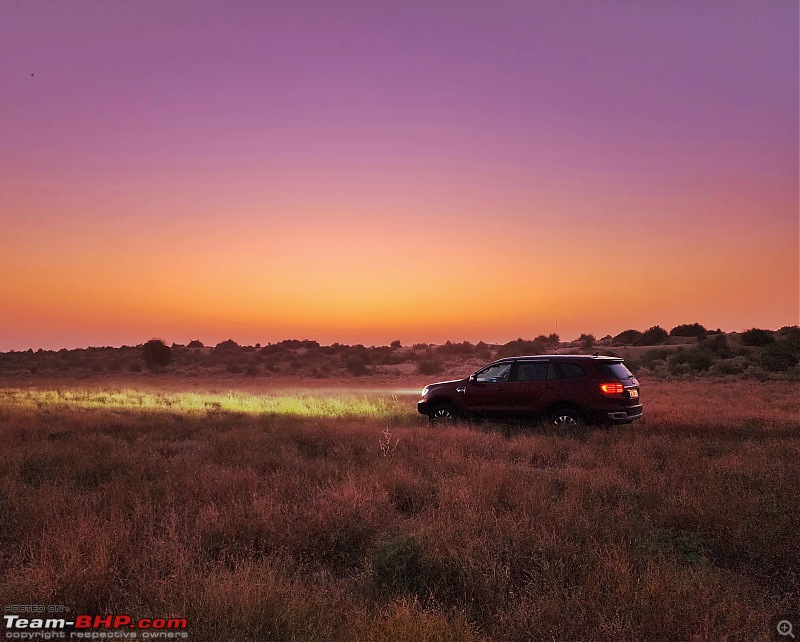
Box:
600;383;624;395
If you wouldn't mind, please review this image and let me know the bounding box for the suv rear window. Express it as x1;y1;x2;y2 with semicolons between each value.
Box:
600;362;634;379
516;362;555;381
558;363;585;379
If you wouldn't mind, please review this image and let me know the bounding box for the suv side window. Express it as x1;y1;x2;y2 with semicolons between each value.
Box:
475;363;511;383
557;362;586;379
515;361;555;382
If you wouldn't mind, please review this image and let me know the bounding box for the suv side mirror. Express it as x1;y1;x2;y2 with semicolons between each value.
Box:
469;374;477;383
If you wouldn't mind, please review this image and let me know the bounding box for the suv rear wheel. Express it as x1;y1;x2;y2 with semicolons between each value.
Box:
549;407;583;428
429;402;459;425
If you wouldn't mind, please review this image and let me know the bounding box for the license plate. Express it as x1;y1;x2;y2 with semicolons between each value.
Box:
628;388;639;399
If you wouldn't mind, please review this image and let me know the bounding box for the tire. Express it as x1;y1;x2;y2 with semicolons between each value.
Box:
429;402;459;425
549;407;584;428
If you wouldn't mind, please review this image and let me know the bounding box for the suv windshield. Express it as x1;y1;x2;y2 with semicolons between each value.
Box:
600;362;635;379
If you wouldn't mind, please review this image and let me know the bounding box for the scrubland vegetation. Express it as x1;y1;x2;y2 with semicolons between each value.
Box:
0;379;798;641
1;325;798;382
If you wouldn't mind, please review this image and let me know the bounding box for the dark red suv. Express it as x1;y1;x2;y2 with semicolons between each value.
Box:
417;355;642;426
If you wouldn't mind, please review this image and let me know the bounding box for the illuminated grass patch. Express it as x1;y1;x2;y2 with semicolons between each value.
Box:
0;388;414;422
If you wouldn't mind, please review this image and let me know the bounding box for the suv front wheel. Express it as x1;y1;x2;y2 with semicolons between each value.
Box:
429;402;459;425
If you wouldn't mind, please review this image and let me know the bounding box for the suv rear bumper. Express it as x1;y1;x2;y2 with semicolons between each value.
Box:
607;405;643;422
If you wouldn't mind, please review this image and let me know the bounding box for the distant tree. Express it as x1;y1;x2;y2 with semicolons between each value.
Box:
548;332;560;347
436;341;476;357
740;328;775;347
612;329;643;346
497;338;547;358
390;340;402;349
214;339;240;352
778;325;800;333
142;339;172;371
669;323;707;337
578;333;595;349
639;326;669;345
187;339;204;348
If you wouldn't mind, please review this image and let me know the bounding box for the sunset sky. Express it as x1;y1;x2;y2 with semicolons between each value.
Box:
1;1;797;350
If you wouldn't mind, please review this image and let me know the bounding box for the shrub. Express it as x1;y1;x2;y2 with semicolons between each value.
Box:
578;333;595;349
667;347;713;373
612;329;642;345
417;359;443;376
639;325;669;345
670;323;707;337
187;339;204;348
345;355;368;376
778;326;800;350
142;339;172;371
709;357;751;376
740;328;775;347
390;340;402;349
705;333;731;357
761;341;800;372
637;348;672;370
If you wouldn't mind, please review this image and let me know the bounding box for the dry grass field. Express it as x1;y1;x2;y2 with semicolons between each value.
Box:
0;376;798;641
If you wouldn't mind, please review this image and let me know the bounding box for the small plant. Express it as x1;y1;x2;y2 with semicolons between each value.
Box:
379;427;399;460
371;535;428;595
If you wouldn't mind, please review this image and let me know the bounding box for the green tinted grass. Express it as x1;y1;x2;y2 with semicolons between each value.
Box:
0;388;413;422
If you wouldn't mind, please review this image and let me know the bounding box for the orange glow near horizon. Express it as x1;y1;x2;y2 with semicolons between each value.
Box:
1;3;797;350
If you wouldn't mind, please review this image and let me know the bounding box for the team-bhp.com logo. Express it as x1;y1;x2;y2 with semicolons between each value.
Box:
3;606;188;639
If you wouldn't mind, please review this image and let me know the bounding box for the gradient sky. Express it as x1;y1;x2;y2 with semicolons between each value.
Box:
1;1;798;350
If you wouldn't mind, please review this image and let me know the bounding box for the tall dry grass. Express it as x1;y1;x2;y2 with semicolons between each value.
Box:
0;380;797;641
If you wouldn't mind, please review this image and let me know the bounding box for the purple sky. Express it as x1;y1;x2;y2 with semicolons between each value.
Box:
1;1;797;349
